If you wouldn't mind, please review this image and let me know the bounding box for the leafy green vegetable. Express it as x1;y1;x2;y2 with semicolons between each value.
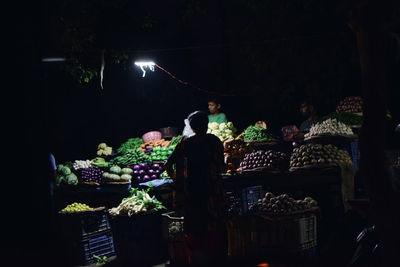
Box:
117;138;144;153
110;149;149;166
93;255;109;265
242;125;274;142
169;135;184;147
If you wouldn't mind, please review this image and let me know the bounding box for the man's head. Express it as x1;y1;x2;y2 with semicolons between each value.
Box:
300;99;316;118
208;98;222;115
188;111;208;134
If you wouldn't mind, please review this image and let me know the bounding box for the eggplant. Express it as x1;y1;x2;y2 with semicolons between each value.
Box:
151;174;158;180
133;165;141;171
143;175;151;180
138;169;146;175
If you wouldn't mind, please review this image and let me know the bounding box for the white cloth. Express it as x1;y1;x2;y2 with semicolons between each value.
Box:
182;119;195;137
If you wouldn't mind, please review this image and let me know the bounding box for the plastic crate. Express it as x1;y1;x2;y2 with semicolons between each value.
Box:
82;231;116;265
162;211;187;265
81;212;111;237
226;185;264;216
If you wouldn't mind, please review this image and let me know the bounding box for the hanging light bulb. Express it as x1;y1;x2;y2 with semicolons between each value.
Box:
134;61;155;77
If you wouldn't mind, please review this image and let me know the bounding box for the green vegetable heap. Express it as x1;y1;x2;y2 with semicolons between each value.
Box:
110;149;149;166
56;163;78;186
117;138;144;153
148;146;174;162
60;202;93;213
320;112;363;126
242;125;274;142
169;135;184;147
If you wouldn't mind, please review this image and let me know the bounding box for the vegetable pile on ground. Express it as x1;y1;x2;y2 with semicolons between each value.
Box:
109;187;166;216
78;166;103;184
56;163;78;186
304;118;354;138
239;150;289;171
336;96;363;113
60;202;94;213
73;160;92;170
97;143;112;156
131;163;164;182
242;125;274;142
148;146;174;162
168;221;184;241
109;149;148;166
290;144;352;168
140;139;170;151
91;157;110;168
102;166;133;183
250;192;318;214
320;112;363;126
169;135;184;146
207;122;237;141
223;138;252;159
117;138;144;153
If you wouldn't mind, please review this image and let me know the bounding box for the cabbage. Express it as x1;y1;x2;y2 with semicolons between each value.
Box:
65;173;78;185
121;168;133;175
209;122;219;130
120;174;132;181
219;123;227;130
61;166;71;176
110;166;122;174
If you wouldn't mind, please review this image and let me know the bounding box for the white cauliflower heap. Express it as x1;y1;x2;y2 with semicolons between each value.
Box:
207;121;237;141
305;118;354;138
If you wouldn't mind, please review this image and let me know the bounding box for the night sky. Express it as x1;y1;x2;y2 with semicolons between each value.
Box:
32;1;400;161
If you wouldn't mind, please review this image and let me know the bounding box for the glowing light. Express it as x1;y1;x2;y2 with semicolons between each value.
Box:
256;263;270;267
134;61;155;77
41;57;66;62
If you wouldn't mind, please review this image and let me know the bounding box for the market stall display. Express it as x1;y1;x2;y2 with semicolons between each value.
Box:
109;187;166;216
207;121;237;141
249;192;318;214
97;143;113;156
109;149;148;166
102;166;132;184
131;162;164;182
117;138;144;153
239;150;289;172
336;96;363;113
289;143;352;170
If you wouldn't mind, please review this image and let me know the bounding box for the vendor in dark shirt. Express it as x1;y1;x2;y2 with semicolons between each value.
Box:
295;99;319;141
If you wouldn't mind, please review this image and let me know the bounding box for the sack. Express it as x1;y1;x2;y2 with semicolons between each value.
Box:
182;119;195;137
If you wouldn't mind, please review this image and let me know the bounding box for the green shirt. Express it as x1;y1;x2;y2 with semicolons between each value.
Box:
208;113;228;123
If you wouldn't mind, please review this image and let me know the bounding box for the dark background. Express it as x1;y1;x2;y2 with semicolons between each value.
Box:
39;0;400;162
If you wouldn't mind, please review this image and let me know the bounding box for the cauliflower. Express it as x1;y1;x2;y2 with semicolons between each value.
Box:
211;130;220;136
226;122;233;128
98;143;107;149
219;123;227;130
207;129;212;134
224;129;233;135
209;122;219;130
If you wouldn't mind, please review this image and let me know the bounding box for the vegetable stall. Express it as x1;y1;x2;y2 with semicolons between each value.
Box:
53;96;364;265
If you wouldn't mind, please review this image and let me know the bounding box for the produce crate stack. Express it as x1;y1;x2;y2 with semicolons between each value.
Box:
162;211;186;265
55;209;116;266
225;185;264;216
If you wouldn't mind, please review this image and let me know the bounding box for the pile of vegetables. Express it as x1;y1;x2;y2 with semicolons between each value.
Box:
97;143;112;156
60;202;94;213
131;163;164;182
117;138;144;153
78;166;103;184
320;112;363;126
168;221;184;241
140;139;170;151
169;135;184;147
239;150;289;171
242;125;274;142
102;166;133;183
109;149;148;166
336;96;363;113
223;138;252;159
73;160;92;170
56;163;78;186
290;144;352;168
109;187;166;216
250;192;318;214
304;118;354;138
91;157;109;168
148;146;174;162
207;122;237;141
